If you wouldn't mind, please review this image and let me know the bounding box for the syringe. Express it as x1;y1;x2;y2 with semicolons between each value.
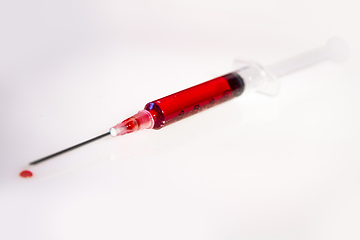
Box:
28;37;349;166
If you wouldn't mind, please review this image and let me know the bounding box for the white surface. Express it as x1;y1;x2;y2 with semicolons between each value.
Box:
1;0;360;239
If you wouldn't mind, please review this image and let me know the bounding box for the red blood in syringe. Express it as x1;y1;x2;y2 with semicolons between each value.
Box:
110;72;244;136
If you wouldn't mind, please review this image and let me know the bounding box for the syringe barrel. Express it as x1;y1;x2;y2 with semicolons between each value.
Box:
145;72;245;129
108;37;348;137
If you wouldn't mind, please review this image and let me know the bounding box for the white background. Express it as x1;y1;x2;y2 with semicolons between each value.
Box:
1;0;359;239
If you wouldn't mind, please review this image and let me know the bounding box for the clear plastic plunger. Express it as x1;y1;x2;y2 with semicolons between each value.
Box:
233;37;349;97
266;37;349;77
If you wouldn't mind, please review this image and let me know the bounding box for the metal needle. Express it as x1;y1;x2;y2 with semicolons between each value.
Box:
29;132;110;165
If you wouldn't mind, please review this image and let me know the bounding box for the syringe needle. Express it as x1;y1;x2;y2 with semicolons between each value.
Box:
29;132;111;165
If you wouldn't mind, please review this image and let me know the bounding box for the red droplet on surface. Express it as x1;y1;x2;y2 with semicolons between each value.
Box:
20;170;33;178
